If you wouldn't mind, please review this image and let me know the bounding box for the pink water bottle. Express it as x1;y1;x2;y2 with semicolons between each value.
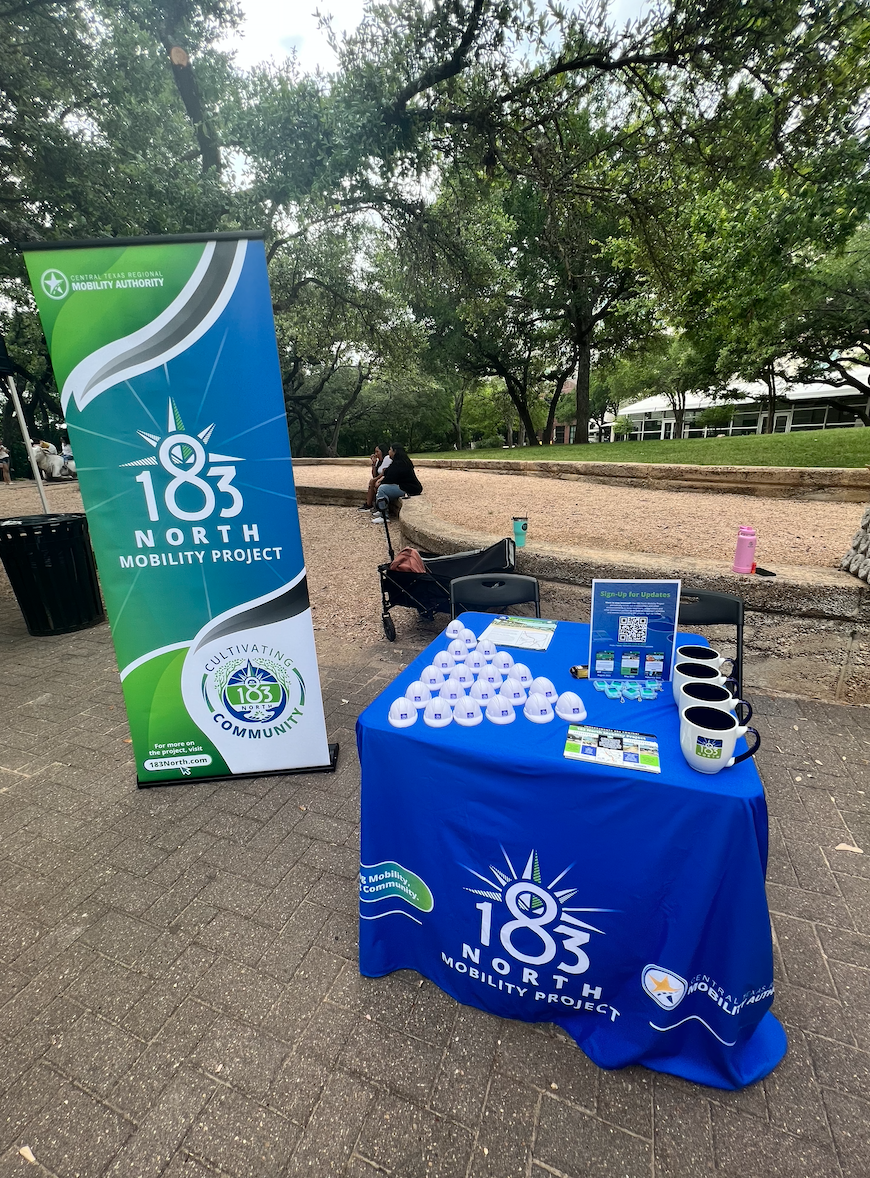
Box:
732;526;756;574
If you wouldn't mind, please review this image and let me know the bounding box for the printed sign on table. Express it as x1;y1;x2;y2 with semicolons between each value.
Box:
23;233;331;785
588;579;681;682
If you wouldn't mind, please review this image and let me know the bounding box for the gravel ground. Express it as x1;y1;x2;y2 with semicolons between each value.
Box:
0;480;404;649
295;462;864;569
1;469;865;652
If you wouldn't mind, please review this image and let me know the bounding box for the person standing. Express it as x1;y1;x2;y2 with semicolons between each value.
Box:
0;442;10;484
372;444;422;520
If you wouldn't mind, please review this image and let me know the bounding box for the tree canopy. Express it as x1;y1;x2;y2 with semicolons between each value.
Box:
2;0;870;455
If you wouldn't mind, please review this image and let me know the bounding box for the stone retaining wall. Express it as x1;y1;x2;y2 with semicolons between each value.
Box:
396;497;869;705
293;455;870;502
294;476;870;704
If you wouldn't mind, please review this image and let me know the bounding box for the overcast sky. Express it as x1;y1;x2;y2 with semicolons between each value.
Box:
223;0;653;74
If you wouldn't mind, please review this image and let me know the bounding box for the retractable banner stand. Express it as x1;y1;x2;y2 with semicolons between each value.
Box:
22;233;333;785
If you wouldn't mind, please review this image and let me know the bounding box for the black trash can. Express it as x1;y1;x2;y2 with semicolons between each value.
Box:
0;513;105;636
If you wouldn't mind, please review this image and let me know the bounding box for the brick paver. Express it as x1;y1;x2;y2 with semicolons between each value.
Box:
1;597;869;1177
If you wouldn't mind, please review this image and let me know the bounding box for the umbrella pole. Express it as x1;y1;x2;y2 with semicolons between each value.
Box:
4;373;51;515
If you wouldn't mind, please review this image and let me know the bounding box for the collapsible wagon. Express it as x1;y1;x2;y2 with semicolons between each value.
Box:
377;534;516;641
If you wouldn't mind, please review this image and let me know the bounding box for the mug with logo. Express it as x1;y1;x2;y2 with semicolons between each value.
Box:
680;705;761;774
672;660;737;705
678;680;752;725
675;644;735;678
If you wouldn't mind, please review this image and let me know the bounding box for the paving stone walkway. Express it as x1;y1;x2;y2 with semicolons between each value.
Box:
1;598;869;1178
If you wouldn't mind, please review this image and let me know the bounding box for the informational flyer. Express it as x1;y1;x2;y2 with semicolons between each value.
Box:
22;233;332;786
588;579;680;682
477;616;557;651
563;725;661;773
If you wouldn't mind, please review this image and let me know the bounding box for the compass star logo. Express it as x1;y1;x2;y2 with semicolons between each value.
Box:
464;847;612;972
120;397;244;523
41;269;69;300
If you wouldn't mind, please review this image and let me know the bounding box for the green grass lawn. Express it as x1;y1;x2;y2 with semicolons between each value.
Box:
419;428;870;468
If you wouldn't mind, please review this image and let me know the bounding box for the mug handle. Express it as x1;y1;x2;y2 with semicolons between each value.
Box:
719;657;735;677
734;698;753;724
730;726;761;765
723;677;739;695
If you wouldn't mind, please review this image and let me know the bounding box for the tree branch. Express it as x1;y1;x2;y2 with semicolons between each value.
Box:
383;0;489;124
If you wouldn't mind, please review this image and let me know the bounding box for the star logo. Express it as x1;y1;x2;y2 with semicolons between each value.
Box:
463;847;614;972
652;975;678;993
642;964;687;1010
119;397;243;470
41;269;69;300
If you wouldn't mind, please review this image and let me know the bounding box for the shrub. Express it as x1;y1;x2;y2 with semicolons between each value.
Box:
693;405;735;429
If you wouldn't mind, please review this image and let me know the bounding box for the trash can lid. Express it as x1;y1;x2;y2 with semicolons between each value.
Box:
1;513;86;526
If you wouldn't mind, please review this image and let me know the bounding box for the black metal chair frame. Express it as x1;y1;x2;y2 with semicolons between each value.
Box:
678;587;745;698
449;573;541;621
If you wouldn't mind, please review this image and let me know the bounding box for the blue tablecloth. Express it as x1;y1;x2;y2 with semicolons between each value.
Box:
356;615;786;1089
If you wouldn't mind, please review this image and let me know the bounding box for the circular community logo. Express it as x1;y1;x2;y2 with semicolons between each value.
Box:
221;660;289;723
41;269;69;300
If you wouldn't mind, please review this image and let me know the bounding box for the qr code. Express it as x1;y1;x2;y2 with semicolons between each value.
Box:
618;616;648;644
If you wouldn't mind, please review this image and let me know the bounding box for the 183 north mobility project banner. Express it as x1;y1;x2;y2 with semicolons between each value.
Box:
23;233;331;785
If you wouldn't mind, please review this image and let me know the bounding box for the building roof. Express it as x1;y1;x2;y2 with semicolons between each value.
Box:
622;378;867;417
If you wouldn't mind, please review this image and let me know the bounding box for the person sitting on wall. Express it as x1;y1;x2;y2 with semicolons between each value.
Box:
372;444;422;521
358;444;392;512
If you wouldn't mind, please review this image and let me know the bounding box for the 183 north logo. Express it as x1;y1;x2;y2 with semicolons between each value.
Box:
122;398;243;523
203;649;304;739
440;847;621;1022
222;660;287;722
116;398;285;572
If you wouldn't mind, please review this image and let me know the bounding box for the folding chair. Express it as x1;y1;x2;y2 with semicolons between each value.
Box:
449;573;541;620
678;587;745;698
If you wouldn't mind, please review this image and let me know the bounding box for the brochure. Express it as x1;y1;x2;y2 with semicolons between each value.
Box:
477;616;557;651
588;579;680;682
563;724;661;774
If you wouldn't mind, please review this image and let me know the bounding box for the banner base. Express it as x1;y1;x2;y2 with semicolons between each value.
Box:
136;742;340;789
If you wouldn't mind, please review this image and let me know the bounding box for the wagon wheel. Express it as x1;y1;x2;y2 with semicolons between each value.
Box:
382;614;396;641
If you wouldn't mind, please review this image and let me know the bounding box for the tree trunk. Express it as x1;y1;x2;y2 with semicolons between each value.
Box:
452;386;465;449
672;389;687;439
326;364;368;456
543;364;575;444
161;39;221;173
306;407;329;457
503;384;538;445
487;359;540;444
762;364;777;434
574;346;591;445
